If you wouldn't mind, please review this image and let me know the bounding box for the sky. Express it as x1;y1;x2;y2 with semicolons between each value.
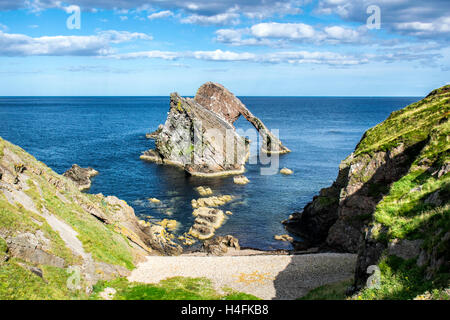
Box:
0;0;449;96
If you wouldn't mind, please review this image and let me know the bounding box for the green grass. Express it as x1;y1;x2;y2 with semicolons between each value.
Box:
0;258;88;300
91;277;261;300
355;256;449;300
355;85;449;156
299;279;353;300
373;171;449;241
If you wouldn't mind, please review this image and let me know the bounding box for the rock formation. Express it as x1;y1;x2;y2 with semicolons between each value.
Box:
195;186;213;196
188;207;226;240
194;82;290;154
141;82;290;176
202;235;240;256
63;164;98;191
283;85;449;294
233;175;250;185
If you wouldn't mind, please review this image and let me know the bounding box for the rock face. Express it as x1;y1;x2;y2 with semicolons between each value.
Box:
63;164;98;191
141;82;289;176
284;85;450;291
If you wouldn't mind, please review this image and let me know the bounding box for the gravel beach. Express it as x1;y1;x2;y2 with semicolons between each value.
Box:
128;253;357;300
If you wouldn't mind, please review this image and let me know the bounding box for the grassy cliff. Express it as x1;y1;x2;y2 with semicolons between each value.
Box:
289;84;449;300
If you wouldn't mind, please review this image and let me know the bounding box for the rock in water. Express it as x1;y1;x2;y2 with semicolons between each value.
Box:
195;186;213;196
141;82;290;176
63;164;98;191
233;175;250;185
141;92;248;176
202;235;240;256
280;168;293;175
188;207;225;240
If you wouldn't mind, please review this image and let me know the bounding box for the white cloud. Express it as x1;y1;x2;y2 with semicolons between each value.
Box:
147;10;174;20
108;50;181;60
181;11;240;25
107;48;368;66
250;22;315;39
0;30;152;56
394;17;450;37
2;1;308;25
316;0;450;39
191;49;255;61
215;23;368;46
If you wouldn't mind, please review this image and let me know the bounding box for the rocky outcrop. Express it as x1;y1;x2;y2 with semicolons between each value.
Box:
188;207;226;240
85;195;182;256
284;85;450;292
141;82;289;176
191;195;233;208
201;235;240;256
233;175;249;185
194;82;290;154
5;231;65;268
63;164;98;191
146;124;163;140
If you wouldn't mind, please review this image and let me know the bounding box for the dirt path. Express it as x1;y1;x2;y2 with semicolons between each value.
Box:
128;253;357;300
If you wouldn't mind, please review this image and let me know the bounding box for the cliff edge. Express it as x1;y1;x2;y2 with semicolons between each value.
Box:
284;85;449;298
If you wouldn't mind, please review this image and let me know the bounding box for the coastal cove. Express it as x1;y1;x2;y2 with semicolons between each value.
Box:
0;96;420;250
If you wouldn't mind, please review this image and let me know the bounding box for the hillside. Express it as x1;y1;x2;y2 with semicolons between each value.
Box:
285;85;449;299
0;136;181;299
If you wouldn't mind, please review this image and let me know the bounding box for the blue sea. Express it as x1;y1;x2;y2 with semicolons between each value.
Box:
0;96;420;250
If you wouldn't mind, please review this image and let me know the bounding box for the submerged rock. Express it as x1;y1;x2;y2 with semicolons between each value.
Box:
141;82;289;176
148;197;161;204
63;164;98;191
157;219;178;231
280;168;293;175
233;175;250;185
178;233;197;246
191;195;233;208
274;234;294;242
188;207;225;240
195;186;213;196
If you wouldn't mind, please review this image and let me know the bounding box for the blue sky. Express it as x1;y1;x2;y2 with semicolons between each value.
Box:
0;0;449;96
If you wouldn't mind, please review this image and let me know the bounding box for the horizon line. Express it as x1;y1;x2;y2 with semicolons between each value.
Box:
0;95;424;98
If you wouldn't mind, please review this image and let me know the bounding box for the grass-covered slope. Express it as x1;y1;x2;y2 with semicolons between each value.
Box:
0;136;148;299
296;84;449;300
354;86;449;299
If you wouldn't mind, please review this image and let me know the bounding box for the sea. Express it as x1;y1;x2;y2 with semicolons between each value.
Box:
0;96;420;250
